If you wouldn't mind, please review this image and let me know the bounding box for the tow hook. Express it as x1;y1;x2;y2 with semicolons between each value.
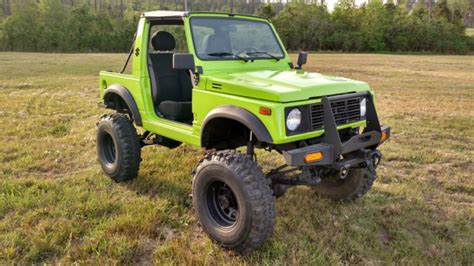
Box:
372;150;382;168
360;149;382;169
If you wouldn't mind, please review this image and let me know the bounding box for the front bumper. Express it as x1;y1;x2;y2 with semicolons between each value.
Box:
282;91;390;169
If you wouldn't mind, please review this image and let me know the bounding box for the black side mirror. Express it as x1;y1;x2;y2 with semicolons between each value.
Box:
173;53;195;70
296;51;308;69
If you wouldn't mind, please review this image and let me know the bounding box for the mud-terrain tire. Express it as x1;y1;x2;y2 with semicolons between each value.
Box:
192;150;276;254
312;167;376;201
96;113;141;182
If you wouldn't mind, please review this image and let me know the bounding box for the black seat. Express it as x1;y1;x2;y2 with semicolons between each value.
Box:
202;33;232;54
149;31;193;122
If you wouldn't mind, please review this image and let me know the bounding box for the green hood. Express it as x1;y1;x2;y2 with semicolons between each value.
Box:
206;70;371;103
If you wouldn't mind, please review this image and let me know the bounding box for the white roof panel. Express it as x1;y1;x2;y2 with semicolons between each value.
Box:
143;11;188;18
142;11;269;21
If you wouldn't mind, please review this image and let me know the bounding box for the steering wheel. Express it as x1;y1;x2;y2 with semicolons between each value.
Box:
235;47;258;56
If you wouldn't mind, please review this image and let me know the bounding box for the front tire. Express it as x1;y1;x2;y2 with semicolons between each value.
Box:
192;150;276;254
312;167;376;201
96;113;141;182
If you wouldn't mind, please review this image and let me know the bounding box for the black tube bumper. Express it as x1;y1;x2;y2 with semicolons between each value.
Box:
282;91;390;168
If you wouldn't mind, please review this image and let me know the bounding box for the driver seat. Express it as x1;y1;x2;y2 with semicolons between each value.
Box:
149;31;193;122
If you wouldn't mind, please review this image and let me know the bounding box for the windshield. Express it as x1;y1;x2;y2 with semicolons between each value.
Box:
189;17;285;61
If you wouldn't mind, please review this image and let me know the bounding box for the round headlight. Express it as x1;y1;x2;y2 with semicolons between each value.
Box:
360;98;367;118
286;108;302;131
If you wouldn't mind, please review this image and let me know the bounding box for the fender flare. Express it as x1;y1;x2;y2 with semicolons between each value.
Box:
201;105;273;146
103;84;142;126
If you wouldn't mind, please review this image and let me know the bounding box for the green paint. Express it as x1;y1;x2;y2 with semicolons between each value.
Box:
99;12;373;147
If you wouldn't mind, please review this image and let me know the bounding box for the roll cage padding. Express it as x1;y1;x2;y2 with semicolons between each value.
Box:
201;105;273;146
103;84;142;126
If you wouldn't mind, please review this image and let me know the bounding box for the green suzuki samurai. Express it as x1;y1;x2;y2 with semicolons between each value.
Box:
96;10;390;254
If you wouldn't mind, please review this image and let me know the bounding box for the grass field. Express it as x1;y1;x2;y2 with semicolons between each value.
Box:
0;52;473;264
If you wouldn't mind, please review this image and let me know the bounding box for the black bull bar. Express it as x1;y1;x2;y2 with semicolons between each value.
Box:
282;91;390;170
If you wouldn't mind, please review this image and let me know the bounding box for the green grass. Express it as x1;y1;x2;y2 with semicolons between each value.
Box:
0;52;473;264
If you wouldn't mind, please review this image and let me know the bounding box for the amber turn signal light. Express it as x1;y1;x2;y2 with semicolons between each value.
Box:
304;151;323;163
380;131;388;142
259;107;272;116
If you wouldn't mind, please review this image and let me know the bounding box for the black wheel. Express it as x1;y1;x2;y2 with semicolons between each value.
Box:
206;181;239;226
96;113;141;182
192;150;275;254
312;167;376;201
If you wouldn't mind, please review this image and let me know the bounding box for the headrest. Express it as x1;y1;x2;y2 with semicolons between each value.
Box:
151;31;176;51
204;34;231;54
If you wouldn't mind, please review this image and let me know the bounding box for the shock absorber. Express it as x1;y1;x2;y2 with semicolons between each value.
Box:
247;131;255;160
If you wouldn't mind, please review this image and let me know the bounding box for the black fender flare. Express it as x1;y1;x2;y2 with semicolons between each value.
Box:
103;84;142;126
201;105;273;146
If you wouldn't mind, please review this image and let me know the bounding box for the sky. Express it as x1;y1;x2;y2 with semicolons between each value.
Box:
266;0;369;12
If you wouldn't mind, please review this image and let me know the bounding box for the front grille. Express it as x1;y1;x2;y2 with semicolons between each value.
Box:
310;97;362;130
310;104;324;130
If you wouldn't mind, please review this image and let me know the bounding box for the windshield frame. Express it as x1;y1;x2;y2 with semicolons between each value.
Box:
188;16;286;62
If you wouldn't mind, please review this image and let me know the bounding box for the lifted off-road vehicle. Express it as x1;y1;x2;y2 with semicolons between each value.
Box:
96;11;390;254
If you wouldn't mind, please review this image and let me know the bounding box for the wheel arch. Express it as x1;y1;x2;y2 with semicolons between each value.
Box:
201;105;273;149
103;84;142;126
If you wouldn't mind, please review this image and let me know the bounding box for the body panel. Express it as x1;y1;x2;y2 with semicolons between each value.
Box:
192;88;366;145
204;69;370;102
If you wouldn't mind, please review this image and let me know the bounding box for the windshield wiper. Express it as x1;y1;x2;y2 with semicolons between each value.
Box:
207;52;249;62
246;51;280;61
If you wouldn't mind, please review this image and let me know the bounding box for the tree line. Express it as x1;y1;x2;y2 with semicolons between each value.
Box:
270;0;473;54
0;0;472;54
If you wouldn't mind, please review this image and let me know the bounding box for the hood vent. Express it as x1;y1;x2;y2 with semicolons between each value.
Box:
211;83;223;90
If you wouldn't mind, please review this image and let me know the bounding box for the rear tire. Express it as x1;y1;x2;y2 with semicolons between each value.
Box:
312;167;376;201
192;150;276;254
96;113;141;182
